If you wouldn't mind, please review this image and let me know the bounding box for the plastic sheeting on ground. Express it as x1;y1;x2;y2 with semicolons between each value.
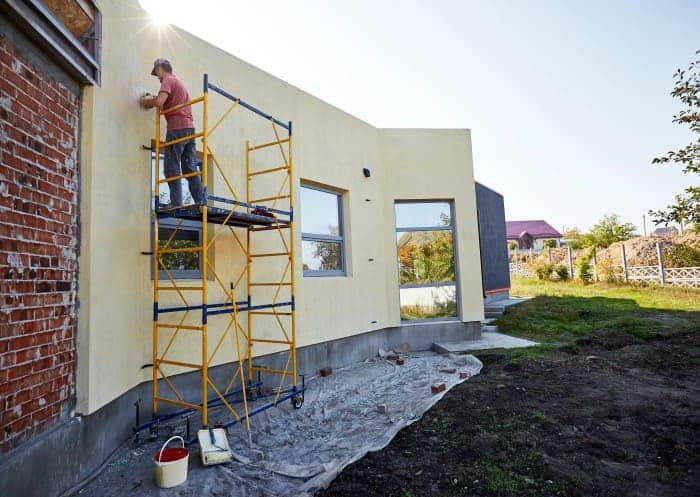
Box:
73;352;482;497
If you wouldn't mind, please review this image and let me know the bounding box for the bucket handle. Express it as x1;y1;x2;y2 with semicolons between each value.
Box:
158;436;185;463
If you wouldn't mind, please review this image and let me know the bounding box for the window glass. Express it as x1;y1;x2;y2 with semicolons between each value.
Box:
301;184;345;276
397;231;455;285
300;187;340;236
302;240;342;271
158;226;200;274
399;285;457;320
395;201;457;321
152;153;195;207
395;202;451;229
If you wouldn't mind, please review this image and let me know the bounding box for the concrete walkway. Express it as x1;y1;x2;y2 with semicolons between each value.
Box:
433;331;538;354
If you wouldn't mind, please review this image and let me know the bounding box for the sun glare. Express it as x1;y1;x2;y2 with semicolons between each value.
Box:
139;0;171;26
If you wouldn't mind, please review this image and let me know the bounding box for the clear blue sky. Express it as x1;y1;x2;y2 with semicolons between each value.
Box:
140;0;699;233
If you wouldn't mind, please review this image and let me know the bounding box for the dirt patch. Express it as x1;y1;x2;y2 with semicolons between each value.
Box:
318;326;700;497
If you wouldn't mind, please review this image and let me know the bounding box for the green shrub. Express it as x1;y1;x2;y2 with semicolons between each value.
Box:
534;263;554;280
543;239;558;249
555;265;569;280
664;244;700;268
596;257;619;283
576;253;593;283
508;241;518;251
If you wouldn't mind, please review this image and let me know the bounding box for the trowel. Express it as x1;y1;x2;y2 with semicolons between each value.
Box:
197;427;233;466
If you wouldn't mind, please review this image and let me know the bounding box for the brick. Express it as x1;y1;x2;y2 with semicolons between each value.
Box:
320;366;332;377
431;383;446;395
386;354;399;361
395;358;404;366
0;34;78;453
439;368;456;374
459;372;471;379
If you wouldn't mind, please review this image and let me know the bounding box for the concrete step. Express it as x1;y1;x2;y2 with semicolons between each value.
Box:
432;333;538;354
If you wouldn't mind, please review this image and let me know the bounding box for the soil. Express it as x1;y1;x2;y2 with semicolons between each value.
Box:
318;325;700;497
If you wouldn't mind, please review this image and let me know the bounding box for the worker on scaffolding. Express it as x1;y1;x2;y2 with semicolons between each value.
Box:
140;58;204;208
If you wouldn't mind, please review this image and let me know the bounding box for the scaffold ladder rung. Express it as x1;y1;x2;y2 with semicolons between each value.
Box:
249;137;290;151
248;165;289;177
249;338;293;344
156;323;204;331
156;359;202;369
249;194;290;203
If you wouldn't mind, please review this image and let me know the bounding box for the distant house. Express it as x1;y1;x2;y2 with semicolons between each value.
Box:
506;220;562;252
651;226;679;236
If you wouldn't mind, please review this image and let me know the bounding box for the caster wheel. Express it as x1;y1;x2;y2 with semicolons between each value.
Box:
291;395;303;410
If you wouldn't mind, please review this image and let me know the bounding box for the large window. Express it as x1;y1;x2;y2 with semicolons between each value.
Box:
395;201;458;321
301;184;345;276
151;153;202;279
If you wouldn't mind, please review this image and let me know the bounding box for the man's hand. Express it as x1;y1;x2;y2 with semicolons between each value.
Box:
140;91;168;110
140;92;155;109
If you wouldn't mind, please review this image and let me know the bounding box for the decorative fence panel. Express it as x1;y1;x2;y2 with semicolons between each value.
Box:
665;266;700;289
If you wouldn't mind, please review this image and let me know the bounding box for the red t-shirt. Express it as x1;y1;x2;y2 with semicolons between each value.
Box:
159;75;195;131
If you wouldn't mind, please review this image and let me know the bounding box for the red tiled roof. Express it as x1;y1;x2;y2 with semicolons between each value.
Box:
506;220;562;240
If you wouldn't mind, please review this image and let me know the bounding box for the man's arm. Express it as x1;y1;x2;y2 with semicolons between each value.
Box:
140;91;168;109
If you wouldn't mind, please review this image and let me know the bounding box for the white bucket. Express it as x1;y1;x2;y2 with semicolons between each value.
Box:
154;436;189;488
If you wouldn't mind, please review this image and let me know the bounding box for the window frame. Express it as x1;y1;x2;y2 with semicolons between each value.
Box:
395;200;460;322
300;183;346;277
152;218;203;280
150;151;203;280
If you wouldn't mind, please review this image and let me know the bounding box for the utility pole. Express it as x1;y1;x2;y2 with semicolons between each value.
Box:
642;214;647;237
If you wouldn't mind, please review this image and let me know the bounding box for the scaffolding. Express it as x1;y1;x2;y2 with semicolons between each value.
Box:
136;74;302;439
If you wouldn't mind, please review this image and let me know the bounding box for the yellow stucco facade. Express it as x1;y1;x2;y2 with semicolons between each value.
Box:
76;0;483;415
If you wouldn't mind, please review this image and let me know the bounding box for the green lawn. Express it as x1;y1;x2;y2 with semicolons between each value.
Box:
496;277;700;356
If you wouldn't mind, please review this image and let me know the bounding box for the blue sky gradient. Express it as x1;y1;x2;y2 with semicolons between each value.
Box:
140;0;699;233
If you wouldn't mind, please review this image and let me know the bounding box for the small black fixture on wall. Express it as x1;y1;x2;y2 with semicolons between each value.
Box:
362;167;371;178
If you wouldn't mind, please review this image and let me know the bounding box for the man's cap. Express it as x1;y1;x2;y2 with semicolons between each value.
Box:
150;58;170;76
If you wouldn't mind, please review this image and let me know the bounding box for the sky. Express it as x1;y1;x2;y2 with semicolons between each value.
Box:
139;0;699;233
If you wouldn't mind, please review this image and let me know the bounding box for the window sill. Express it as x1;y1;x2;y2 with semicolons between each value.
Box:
399;317;461;326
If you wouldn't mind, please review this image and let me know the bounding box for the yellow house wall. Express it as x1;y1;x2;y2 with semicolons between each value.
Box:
76;0;483;414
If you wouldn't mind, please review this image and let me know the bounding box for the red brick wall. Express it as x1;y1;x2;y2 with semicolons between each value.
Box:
0;32;80;453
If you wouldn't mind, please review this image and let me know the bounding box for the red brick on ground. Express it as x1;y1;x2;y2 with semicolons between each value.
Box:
431;383;446;394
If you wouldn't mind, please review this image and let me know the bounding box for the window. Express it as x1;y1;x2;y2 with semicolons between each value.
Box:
151;153;202;279
395;201;458;321
151;152;196;208
156;221;202;279
301;184;345;276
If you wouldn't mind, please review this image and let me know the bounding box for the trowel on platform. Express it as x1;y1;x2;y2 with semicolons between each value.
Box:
197;427;233;466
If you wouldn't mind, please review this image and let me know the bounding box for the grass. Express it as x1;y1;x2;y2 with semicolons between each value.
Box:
496;277;700;348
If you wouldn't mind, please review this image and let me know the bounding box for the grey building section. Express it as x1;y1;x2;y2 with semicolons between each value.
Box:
475;182;510;300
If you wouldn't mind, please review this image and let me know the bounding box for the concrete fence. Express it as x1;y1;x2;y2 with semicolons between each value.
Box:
510;242;700;289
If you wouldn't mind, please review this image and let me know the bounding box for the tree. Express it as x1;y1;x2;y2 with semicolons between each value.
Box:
563;228;583;249
650;50;700;230
649;190;700;234
542;239;558;249
397;231;454;285
581;214;637;248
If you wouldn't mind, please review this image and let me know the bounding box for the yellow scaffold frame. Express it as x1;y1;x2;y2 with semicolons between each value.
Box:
145;74;300;438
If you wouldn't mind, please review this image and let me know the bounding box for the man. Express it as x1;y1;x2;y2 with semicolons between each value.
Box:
140;58;204;208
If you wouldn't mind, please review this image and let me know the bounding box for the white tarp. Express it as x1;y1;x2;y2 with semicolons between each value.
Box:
74;352;482;497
